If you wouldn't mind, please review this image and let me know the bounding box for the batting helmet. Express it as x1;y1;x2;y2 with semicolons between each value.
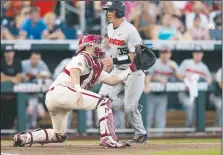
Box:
102;0;126;18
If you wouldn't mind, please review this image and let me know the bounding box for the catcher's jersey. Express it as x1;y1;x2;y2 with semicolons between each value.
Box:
49;54;110;90
146;58;179;81
106;20;142;69
179;59;211;79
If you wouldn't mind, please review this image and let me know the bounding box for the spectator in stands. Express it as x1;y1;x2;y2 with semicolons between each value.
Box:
2;1;23;20
19;7;47;40
133;1;158;39
204;1;221;12
185;1;209;29
1;47;23;84
1;46;23;129
159;1;185;34
178;49;212;128
19;2;32;20
22;51;51;129
1;14;25;40
144;48;182;136
209;13;222;41
210;68;222;130
160;1;182;17
184;14;210;40
154;13;184;40
42;12;65;40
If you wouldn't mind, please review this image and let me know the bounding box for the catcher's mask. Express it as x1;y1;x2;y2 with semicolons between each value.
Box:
77;34;105;59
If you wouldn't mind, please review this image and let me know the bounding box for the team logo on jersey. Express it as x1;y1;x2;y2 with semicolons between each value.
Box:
108;37;125;46
78;62;82;66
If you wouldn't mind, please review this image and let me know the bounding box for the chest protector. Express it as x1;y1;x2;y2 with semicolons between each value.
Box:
80;53;104;90
63;53;103;90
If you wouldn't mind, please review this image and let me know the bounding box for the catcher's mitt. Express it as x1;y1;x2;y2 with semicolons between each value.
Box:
134;44;156;70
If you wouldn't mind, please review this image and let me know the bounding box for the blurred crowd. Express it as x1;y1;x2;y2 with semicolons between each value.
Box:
1;1;222;40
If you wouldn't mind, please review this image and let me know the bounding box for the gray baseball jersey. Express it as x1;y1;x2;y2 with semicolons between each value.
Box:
106;20;142;69
100;20;146;135
179;59;211;79
22;59;51;78
146;58;179;81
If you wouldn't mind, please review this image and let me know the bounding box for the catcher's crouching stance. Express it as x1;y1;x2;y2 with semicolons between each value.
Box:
13;34;155;148
13;34;129;148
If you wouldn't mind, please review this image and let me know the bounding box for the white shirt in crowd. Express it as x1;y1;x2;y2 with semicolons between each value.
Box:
186;13;209;29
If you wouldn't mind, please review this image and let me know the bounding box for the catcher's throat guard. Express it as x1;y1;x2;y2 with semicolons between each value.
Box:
134;44;156;71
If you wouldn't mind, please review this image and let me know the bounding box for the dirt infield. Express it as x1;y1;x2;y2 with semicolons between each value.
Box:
1;140;221;155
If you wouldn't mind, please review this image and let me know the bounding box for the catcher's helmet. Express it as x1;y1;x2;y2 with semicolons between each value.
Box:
102;0;126;18
77;34;104;58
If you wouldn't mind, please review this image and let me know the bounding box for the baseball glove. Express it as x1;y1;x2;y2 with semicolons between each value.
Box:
134;44;156;70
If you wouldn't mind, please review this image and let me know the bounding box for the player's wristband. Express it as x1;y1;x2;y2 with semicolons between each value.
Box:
117;67;132;81
113;55;131;65
74;84;82;91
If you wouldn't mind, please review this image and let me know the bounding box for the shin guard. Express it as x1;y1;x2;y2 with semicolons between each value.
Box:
13;128;67;147
96;96;117;141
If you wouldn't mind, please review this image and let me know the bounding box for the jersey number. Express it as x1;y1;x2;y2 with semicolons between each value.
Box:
118;47;129;55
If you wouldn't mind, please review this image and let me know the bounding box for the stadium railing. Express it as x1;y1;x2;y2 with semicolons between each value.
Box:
1;40;222;51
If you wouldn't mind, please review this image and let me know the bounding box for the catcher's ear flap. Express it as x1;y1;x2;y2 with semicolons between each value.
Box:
140;45;156;70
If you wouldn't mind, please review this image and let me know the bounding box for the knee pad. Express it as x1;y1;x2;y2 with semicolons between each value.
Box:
96;95;112;109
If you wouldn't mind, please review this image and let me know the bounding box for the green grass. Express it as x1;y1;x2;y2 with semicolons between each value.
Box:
136;148;221;155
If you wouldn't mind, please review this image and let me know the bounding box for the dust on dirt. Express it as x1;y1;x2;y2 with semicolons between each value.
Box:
1;142;221;155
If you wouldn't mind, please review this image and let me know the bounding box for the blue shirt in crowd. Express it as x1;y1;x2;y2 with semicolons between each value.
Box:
158;26;176;40
20;18;47;39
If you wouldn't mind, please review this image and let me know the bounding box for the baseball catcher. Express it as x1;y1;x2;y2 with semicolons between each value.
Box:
12;34;150;148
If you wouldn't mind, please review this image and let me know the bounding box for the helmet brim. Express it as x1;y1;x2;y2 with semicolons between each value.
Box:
102;6;116;10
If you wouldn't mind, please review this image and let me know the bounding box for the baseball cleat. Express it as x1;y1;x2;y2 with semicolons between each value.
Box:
126;134;148;145
13;132;27;147
99;136;125;148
